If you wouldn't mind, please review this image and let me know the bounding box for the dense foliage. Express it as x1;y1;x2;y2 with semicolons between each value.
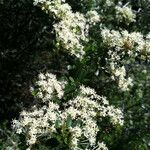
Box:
0;0;150;150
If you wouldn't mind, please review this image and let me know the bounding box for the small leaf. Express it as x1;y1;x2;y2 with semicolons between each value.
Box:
66;116;72;128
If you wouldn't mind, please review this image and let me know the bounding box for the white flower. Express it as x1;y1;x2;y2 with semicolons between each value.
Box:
86;10;100;25
71;126;82;138
115;3;136;24
105;0;114;6
36;73;66;102
97;142;108;150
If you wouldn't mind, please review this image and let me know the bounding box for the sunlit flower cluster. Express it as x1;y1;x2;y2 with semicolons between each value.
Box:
101;28;150;60
101;28;150;91
101;29;147;54
86;10;100;25
115;3;136;24
35;72;66;101
63;86;124;148
97;142;108;150
12;73;123;150
33;0;100;59
105;0;114;7
53;12;88;59
12;102;60;147
110;63;133;91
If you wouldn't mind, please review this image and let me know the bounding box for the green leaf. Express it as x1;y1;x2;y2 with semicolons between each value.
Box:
66;116;72;128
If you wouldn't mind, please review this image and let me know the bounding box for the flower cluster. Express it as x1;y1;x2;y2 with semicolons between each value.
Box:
101;29;149;54
63;86;124;148
35;72;66;101
12;73;123;150
53;12;88;59
110;63;133;91
115;3;136;24
102;28;150;61
33;0;100;59
101;28;150;91
105;0;114;7
97;142;108;150
12;102;60;147
86;10;100;25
